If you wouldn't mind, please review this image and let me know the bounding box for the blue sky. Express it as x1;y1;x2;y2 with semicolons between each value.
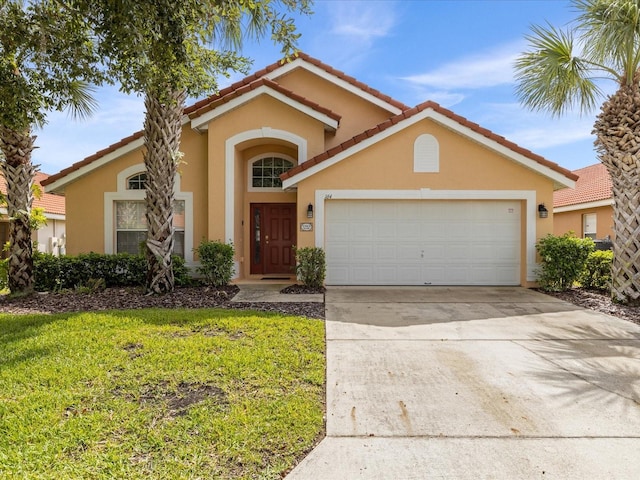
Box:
33;0;611;175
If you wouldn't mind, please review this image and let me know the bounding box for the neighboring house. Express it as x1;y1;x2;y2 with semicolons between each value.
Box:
42;53;577;287
553;163;613;240
0;171;66;256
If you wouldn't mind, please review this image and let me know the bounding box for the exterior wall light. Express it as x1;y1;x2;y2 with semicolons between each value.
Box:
307;203;314;218
538;203;548;218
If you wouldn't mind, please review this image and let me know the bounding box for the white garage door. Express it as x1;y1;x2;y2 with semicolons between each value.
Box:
325;200;521;286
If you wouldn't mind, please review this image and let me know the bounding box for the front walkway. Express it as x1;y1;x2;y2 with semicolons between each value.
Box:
231;283;323;303
286;286;640;479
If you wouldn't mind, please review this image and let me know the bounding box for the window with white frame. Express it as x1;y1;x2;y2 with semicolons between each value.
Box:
583;213;597;239
127;173;147;190
250;156;294;189
106;164;193;262
114;199;186;257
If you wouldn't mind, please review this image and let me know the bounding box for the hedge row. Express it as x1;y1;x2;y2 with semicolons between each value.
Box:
32;252;191;292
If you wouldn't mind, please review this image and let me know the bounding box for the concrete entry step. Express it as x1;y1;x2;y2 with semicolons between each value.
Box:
231;283;323;303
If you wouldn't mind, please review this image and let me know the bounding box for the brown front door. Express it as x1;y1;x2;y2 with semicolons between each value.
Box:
250;203;296;275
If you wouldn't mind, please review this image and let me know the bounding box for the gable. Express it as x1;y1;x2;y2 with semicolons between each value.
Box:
268;67;402;147
291;118;558;193
282;101;577;191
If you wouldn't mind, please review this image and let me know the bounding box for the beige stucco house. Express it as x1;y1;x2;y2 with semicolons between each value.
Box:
1;171;66;256
553;163;613;241
42;53;577;286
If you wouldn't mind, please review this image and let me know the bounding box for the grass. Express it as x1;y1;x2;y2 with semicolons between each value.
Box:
0;308;325;479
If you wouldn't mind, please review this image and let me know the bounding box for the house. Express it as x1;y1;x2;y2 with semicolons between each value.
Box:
0;171;66;256
553;163;613;240
42;53;577;287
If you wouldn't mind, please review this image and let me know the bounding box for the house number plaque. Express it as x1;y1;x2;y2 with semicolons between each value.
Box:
300;222;313;231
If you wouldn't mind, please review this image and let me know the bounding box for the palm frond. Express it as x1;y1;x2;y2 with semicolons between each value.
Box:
573;0;640;85
514;23;603;116
65;80;98;120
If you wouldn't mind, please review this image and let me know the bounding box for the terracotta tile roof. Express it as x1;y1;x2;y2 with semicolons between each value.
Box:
553;163;612;208
44;52;394;188
0;171;65;216
187;77;341;124
183;52;410;115
281;100;578;182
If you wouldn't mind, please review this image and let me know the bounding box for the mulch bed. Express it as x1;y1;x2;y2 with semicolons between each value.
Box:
0;284;325;319
543;287;640;326
2;284;639;326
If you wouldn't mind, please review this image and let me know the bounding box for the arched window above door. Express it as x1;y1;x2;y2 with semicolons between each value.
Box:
250;156;294;190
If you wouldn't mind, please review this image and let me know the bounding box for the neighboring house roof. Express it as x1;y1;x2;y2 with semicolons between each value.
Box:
553;163;612;209
0;171;65;217
282;100;578;189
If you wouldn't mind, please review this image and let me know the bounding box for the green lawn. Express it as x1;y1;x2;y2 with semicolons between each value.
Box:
0;308;325;479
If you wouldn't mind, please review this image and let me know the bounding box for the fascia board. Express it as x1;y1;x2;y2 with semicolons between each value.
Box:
0;207;63;220
425;110;577;190
554;198;613;213
190;85;339;132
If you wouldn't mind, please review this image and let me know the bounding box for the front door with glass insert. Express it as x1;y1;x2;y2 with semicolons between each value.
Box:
250;203;296;275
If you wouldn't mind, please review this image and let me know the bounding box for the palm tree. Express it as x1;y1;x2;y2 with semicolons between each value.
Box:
142;88;187;293
72;0;311;294
514;0;640;304
0;0;98;294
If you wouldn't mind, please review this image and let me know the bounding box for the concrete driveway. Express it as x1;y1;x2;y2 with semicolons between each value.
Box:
286;287;640;479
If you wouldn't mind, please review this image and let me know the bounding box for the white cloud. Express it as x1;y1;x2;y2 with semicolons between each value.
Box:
401;41;525;90
313;0;398;70
479;102;595;150
329;1;397;43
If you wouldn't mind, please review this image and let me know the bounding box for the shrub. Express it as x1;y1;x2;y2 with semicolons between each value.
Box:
0;258;8;291
294;247;326;289
194;240;234;287
33;252;189;291
536;233;594;292
579;249;613;291
172;255;192;287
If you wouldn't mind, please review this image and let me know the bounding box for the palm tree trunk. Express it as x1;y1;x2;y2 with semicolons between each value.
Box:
594;75;640;304
143;89;187;294
0;126;36;295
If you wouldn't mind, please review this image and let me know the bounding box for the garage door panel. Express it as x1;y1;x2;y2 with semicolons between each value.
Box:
328;222;350;241
375;244;398;262
325;200;521;286
352;266;374;284
326;244;349;262
396;265;422;284
375;222;398;241
352;244;374;261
